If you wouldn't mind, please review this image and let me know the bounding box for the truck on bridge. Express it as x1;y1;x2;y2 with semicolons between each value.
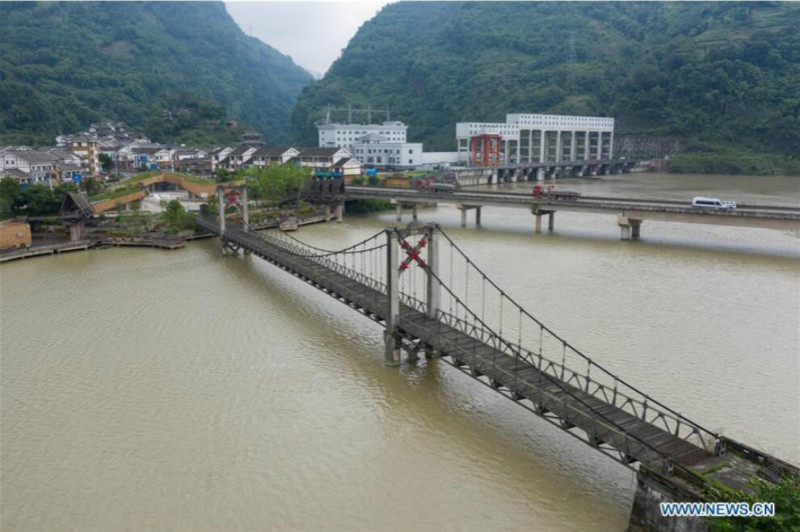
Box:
532;184;581;201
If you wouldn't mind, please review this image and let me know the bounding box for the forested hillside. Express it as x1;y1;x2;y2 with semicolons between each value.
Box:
293;2;800;174
0;2;312;145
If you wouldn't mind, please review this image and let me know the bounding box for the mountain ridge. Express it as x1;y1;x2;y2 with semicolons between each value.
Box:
292;2;800;172
0;1;312;145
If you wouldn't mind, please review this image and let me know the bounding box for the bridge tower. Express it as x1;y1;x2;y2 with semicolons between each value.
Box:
383;224;440;365
217;183;250;255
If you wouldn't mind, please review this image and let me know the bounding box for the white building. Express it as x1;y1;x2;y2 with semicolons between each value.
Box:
350;133;422;168
456;113;615;166
318;121;408;152
0;150;58;184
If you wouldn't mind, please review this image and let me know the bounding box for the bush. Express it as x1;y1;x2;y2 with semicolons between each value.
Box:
707;476;800;532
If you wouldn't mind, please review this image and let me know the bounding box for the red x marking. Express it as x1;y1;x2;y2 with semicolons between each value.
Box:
399;236;427;271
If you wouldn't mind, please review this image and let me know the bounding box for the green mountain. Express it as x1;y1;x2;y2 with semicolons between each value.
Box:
292;2;800;174
0;1;312;146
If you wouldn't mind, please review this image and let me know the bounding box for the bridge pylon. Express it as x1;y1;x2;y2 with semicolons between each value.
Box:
384;223;441;365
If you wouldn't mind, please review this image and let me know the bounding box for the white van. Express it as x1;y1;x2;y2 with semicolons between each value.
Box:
691;197;736;210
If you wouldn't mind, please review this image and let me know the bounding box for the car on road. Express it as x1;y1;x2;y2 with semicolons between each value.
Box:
691;197;737;210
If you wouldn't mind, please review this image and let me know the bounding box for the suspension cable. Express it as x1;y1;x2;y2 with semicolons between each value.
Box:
436;226;717;439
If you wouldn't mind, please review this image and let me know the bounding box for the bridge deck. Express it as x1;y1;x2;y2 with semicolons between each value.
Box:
200;217;710;470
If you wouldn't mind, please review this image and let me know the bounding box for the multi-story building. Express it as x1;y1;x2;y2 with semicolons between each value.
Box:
317;121;427;169
351;133;422;168
456;114;615;166
318;121;408;152
69;135;100;175
0;149;59;184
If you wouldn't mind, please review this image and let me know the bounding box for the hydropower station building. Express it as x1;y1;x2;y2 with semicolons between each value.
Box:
456;114;615;167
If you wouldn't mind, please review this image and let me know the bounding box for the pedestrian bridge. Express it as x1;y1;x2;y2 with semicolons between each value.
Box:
196;213;797;531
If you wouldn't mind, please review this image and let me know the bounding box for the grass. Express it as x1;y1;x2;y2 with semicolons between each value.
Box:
90;186;143;203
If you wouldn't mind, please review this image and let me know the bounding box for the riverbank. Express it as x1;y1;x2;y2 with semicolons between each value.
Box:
668;151;800;177
0;211;339;264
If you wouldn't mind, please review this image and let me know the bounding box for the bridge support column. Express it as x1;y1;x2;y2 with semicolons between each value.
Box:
426;225;440;320
534;214;542;234
69;221;86;241
627;467;709;532
617;216;642;241
536;168;545;181
218;190;226;234
242;186;249;232
412;203;418;221
384;230;401;366
548;211;555;232
324;204;332;222
396;204;402;222
460;208;467;228
475;207;482;226
335;204;343;223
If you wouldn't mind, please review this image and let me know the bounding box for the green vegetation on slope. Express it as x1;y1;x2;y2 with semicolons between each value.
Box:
0;1;312;146
292;2;800;174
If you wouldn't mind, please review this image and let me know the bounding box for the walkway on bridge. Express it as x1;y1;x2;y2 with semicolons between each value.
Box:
196;214;797;516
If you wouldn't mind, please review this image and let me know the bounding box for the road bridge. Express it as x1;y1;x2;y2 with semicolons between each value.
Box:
340;186;800;239
197;208;797;532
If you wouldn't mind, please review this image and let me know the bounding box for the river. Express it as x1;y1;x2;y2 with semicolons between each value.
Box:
1;173;798;531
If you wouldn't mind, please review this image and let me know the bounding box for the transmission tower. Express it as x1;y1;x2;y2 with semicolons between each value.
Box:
568;34;577;63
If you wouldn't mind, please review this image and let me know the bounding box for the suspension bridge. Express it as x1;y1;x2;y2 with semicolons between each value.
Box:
196;210;797;531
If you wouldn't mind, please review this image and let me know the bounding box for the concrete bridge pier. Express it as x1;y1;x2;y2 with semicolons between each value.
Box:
335;203;344;223
618;215;642;240
534;211;555;234
627;468;708;532
218;191;226;234
325;204;332;222
242;187;249;232
412;203;418;221
384;230;401;366
396;203;402;222
69;221;87;241
457;203;480;227
536;168;545;181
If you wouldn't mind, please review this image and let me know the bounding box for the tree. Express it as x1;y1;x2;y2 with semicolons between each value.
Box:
98;153;113;173
245;164;311;205
0;177;21;215
80;178;103;196
161;199;196;233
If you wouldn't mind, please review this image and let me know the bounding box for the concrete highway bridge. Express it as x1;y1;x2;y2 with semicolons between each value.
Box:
197;204;798;532
450;159;638;186
339;186;800;240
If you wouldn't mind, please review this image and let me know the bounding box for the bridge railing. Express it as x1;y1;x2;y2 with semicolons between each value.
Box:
258;228;389;297
428;227;720;455
402;277;711;476
418;309;658;465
